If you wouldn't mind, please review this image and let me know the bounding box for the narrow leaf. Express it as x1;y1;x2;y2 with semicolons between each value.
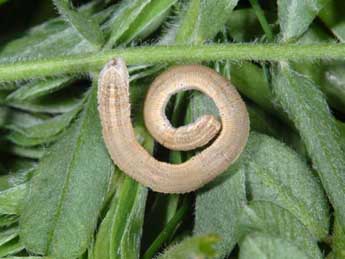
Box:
197;0;240;42
278;0;330;41
272;64;345;229
0;238;24;258
175;0;239;44
94;125;153;259
0;227;19;247
20;84;113;258
120;0;177;44
7;104;82;146
53;0;104;49
8;87;84;114
105;0;152;48
7;77;74;101
94;177;147;259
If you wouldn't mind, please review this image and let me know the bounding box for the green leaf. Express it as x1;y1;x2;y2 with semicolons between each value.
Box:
52;0;104;49
2;257;52;259
7;104;82;147
6;77;75;101
243;133;329;239
194;169;246;258
104;0;152;48
8;87;84;114
0;215;18;228
0;227;19;247
272;64;345;230
155;235;220;259
0;3;114;63
240;201;322;259
230;62;283;119
94;125;153;259
0;108;47;130
333;218;345;259
175;0;239;44
0;184;26;215
0;238;24;258
319;0;345;42
227;8;265;42
0;144;45;159
119;0;177;44
291;24;345;113
239;232;310;259
197;0;240;42
278;0;330;41
94;176;147;259
20;84;113;258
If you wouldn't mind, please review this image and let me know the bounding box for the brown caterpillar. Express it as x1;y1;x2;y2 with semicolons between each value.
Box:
98;58;249;193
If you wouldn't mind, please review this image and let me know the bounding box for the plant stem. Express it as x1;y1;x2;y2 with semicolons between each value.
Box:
1;43;345;81
142;196;190;259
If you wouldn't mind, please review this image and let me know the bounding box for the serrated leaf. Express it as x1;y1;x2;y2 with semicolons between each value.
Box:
239;232;310;259
194;169;246;258
104;0;152;48
278;0;330;41
120;0;177;44
155;235;220;259
7;77;74;101
272;64;345;230
0;184;26;215
52;0;104;49
20;83;113;259
243;133;329;239
240;201;322;259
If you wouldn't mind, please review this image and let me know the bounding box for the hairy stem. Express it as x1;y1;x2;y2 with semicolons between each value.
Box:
1;43;345;81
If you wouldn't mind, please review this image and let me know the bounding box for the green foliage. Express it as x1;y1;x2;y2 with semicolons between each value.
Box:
239;232;310;259
277;0;330;42
19;85;113;258
155;235;220;259
52;0;105;49
272;64;345;229
0;0;345;258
